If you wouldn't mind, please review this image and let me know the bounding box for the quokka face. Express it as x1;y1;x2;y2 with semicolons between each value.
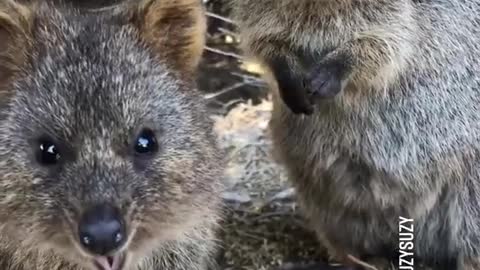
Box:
0;0;223;269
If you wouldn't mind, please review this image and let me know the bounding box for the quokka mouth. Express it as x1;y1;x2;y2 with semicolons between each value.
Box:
94;254;126;270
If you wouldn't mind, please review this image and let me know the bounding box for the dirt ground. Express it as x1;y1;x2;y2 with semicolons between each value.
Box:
197;1;331;269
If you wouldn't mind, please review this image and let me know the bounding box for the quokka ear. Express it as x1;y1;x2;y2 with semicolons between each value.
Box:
124;0;207;78
0;0;33;93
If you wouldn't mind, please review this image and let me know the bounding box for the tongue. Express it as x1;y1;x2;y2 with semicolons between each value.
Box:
94;256;120;270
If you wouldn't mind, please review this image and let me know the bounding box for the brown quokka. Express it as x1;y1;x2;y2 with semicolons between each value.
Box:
0;0;225;270
231;0;480;270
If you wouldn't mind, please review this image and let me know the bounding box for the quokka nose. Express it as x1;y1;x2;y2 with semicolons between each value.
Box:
78;204;126;255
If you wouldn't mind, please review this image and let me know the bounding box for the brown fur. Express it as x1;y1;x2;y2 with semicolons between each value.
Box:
129;0;207;77
231;0;480;269
0;0;32;89
0;0;224;269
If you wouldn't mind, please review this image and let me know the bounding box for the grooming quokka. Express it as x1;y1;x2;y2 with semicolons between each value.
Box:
232;0;480;269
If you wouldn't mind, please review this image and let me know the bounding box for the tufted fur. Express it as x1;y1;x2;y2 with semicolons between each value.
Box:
231;0;480;269
0;0;224;269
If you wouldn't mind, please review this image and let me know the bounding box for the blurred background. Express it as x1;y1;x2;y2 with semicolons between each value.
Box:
198;1;330;270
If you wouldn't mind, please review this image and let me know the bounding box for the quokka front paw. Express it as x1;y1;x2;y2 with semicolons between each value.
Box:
269;56;315;115
304;57;350;101
278;80;315;115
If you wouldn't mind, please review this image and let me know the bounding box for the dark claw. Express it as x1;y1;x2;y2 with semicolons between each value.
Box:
277;262;357;270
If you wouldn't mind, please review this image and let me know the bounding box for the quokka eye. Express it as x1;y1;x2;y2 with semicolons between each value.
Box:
37;139;61;165
134;129;158;155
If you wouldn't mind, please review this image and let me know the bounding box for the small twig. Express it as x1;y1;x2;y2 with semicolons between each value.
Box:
206;99;229;114
235;230;265;241
218;27;239;38
347;255;379;270
205;46;243;60
204;82;247;100
265;188;296;204
249;211;297;222
206;11;238;26
231;72;262;80
223;98;246;109
231;72;267;87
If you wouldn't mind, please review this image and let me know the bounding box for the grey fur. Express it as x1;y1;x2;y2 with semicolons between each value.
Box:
0;1;224;269
231;0;480;269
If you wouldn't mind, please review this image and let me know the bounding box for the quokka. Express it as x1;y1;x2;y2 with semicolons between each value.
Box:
231;0;480;269
0;0;225;269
